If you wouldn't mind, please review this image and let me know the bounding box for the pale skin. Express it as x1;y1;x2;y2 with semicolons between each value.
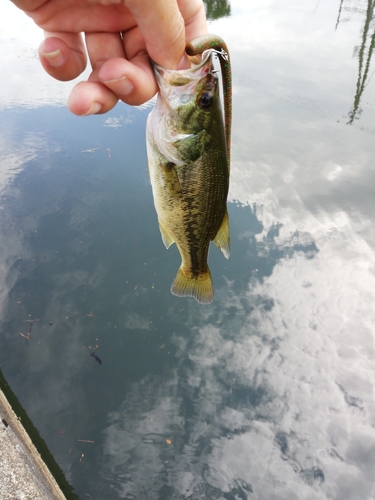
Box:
11;0;207;115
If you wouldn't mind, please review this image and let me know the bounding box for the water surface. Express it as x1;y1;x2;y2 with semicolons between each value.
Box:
1;1;375;499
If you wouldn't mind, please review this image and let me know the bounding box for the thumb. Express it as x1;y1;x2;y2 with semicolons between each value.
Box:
126;0;186;69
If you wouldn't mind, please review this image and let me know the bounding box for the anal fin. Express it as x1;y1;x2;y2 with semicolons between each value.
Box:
159;222;175;249
213;210;230;259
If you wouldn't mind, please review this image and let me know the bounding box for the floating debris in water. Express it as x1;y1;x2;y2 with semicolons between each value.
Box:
90;351;102;364
19;318;39;345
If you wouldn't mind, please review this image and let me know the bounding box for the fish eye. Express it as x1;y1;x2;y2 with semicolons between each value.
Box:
198;91;214;110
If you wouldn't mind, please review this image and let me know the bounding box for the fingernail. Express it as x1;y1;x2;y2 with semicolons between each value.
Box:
102;75;134;95
41;48;65;67
83;102;102;116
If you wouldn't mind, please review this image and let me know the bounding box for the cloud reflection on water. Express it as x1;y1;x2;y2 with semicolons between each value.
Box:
96;6;375;487
101;205;375;498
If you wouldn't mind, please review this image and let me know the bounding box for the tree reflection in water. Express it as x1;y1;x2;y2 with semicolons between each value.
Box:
336;0;375;123
203;0;231;20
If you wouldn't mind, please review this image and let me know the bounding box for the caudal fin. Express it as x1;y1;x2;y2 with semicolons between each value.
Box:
170;267;213;305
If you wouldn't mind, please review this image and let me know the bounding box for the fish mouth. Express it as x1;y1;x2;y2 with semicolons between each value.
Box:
152;50;213;88
149;50;216;167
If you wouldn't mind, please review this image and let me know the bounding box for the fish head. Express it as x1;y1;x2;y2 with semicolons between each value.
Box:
150;51;222;165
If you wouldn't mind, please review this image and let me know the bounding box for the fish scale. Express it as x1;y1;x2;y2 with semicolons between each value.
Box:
146;34;231;304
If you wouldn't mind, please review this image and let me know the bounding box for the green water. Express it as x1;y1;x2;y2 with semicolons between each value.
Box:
1;1;375;499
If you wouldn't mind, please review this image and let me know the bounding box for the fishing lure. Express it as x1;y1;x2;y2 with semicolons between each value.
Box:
186;34;232;168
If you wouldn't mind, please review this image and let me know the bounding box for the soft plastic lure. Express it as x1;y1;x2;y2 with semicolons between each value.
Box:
186;34;232;168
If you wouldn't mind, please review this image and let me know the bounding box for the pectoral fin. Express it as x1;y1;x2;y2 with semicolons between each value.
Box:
159;222;175;249
213;210;230;259
174;130;211;162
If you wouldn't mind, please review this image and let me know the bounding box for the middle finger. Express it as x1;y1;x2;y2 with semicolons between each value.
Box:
68;31;127;115
99;27;158;106
85;31;126;78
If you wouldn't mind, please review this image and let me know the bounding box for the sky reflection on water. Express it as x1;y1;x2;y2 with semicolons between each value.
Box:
1;1;375;499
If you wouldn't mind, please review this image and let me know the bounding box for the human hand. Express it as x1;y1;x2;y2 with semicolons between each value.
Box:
11;0;207;115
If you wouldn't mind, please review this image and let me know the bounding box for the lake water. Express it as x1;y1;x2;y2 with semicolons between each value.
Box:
1;1;375;499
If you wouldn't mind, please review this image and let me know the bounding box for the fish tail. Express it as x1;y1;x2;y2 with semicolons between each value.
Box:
171;267;213;305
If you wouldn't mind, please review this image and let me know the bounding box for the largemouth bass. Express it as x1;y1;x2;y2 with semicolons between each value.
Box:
146;35;232;304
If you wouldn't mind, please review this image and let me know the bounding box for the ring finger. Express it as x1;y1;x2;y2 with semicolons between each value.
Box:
68;31;125;115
